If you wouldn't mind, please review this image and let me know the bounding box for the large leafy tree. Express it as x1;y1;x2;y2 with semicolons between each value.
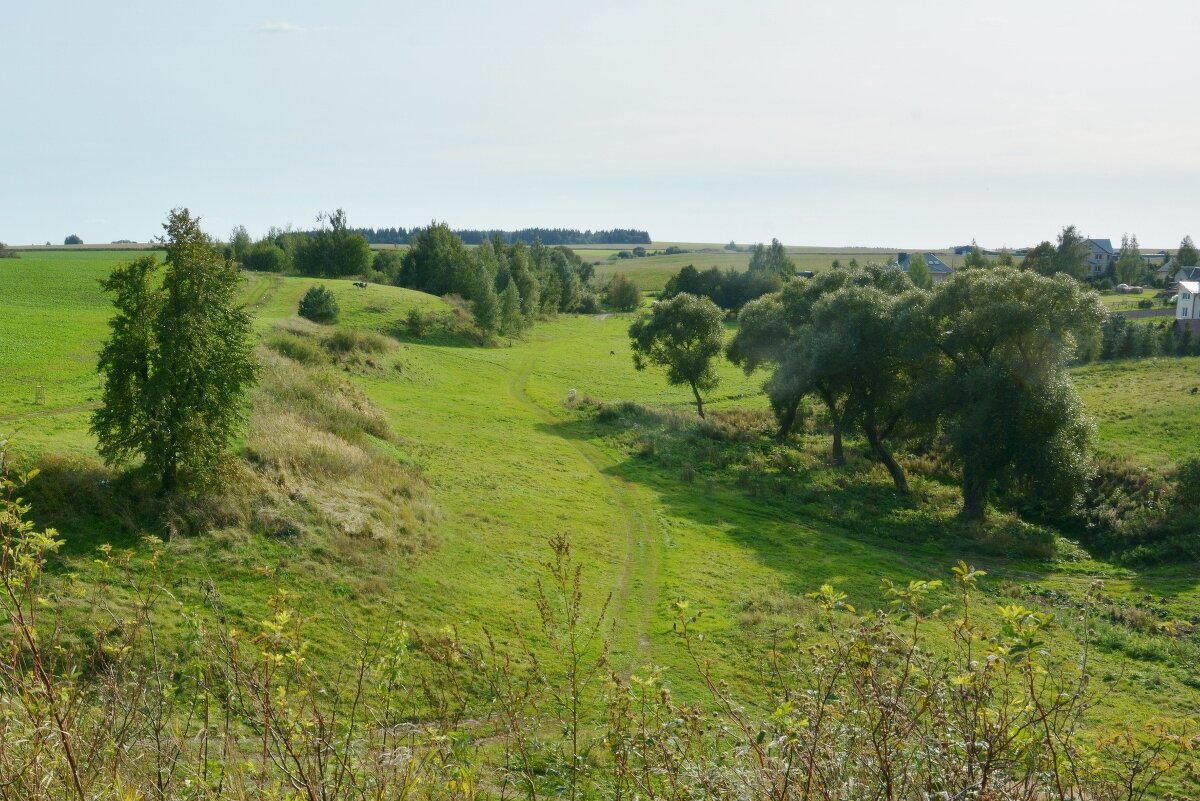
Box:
1053;225;1089;280
91;209;257;493
629;293;724;419
919;268;1103;520
799;284;931;494
1020;241;1056;274
728;265;913;456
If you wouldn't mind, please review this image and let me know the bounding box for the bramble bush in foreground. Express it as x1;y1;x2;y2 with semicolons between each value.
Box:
0;441;1196;800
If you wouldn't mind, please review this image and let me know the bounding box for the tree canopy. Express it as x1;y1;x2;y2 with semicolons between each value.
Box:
1020;241;1056;274
728;265;913;453
91;209;257;493
1115;233;1143;285
747;238;795;279
629;293;724;419
294;209;372;278
906;253;932;289
1053;225;1089;280
1178;235;1199;268
919;268;1104;520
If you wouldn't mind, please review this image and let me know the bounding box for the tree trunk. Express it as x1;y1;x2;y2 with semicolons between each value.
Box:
830;422;844;466
690;382;705;420
866;428;909;495
961;465;987;522
161;460;177;495
776;397;801;443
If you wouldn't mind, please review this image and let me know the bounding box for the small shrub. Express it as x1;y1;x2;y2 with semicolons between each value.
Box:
578;291;601;314
606;273;641;311
405;307;431;337
298;284;339;324
322;327;388;356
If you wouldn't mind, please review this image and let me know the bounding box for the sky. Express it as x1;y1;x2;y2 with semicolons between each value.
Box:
3;0;1200;248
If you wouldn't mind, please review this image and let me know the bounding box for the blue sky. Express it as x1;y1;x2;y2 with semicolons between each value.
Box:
4;0;1199;248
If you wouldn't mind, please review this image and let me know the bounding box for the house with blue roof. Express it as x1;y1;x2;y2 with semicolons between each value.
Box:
1082;238;1114;279
896;252;954;284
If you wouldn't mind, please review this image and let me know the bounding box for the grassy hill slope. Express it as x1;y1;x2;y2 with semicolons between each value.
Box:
3;251;1200;728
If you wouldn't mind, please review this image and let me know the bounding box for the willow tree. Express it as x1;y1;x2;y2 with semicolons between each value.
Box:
629;293;724;419
728;264;914;456
799;284;932;494
92;209;256;493
920;268;1103;520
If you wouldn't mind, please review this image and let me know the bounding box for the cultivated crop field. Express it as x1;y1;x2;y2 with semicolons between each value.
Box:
3;250;1200;736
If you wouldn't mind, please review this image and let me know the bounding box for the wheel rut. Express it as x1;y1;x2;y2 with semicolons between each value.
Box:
507;353;660;668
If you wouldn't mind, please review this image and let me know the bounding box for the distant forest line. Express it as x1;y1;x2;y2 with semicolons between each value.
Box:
325;226;652;246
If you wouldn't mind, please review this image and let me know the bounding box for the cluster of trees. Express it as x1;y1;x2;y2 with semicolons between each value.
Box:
228;210;373;277
633;265;1105;521
1013;228;1200;286
92;209;257;493
1087;315;1200;361
661;239;796;312
321;226;651;246
64;234;83;245
390;223;600;338
0;242;17;259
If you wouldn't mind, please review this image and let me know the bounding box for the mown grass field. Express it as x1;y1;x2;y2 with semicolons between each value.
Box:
3;250;1200;728
1074;357;1200;469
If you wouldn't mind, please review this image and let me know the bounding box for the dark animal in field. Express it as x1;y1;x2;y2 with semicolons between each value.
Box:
353;281;368;288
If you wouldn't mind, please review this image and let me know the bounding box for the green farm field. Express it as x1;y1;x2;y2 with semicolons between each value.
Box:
586;243;909;292
3;250;1200;729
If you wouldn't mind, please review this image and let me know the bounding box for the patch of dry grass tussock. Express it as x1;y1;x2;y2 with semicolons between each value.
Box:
243;340;437;556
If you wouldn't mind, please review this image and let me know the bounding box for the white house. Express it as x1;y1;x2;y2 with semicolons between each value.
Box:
1177;280;1200;320
1082;239;1114;279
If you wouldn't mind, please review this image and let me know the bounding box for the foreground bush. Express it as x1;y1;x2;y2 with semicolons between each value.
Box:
0;455;1195;799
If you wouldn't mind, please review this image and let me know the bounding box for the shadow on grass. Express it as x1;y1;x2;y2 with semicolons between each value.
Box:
20;453;156;557
20;454;255;563
533;413;1064;604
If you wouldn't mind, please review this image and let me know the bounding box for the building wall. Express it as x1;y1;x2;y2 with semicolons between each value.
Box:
1085;244;1109;278
1177;288;1198;319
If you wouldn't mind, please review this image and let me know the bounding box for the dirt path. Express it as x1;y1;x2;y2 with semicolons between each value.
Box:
507;354;660;665
0;402;99;423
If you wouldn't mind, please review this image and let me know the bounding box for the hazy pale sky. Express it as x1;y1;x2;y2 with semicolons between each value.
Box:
4;0;1199;248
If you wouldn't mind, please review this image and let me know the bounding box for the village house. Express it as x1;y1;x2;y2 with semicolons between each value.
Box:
896;252;954;284
1155;263;1200;284
1082;238;1114;279
1178;280;1200;318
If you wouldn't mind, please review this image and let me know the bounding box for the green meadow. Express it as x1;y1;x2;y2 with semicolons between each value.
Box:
3;250;1200;727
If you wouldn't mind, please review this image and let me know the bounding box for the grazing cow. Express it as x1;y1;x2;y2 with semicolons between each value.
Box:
353;281;368;288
